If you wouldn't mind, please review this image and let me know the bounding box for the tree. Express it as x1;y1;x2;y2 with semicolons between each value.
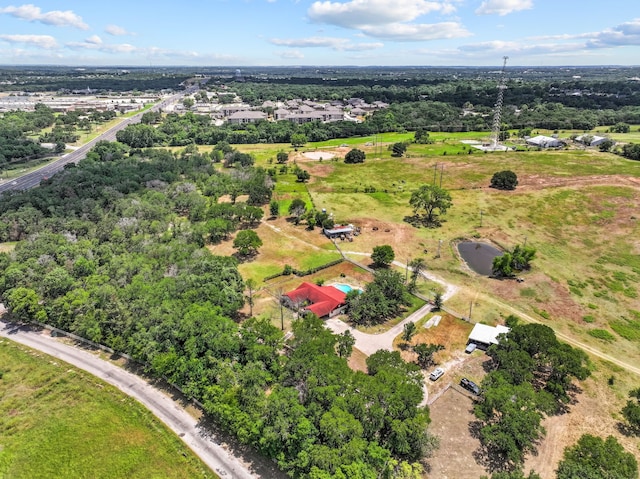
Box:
344;148;366;164
276;151;289;164
492;244;536;278
413;343;444;369
482;470;541;479
372;245;395;268
622;387;640;433
269;200;279;218
233;230;262;257
291;133;307;148
408;257;426;292
556;434;637;479
182;97;195;110
245;278;257;317
409;184;452;225
491;170;518;190
402;322;417;344
432;291;443;311
391;142;408;157
611;122;630;133
598;139;615;152
336;330;355;358
295;169;310;182
414;129;431;144
288;198;307;225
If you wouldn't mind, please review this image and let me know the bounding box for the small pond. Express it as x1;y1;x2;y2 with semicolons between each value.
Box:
457;241;503;276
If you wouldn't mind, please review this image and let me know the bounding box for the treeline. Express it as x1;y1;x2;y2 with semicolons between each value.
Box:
116;104;640;152
0;141;435;478
0;103;56;168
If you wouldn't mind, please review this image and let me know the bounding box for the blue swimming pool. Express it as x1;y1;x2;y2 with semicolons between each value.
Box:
333;283;361;294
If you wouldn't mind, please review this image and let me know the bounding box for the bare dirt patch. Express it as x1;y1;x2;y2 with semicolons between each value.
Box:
303;151;335;160
428;387;487;479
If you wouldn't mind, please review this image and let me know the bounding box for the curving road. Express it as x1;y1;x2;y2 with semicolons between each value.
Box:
0;89;189;194
0;319;264;479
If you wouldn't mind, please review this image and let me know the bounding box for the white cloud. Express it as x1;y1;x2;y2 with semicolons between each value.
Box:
85;35;103;45
475;0;533;16
66;40;137;54
586;18;640;48
105;24;134;36
0;4;88;29
0;33;58;49
269;36;383;51
359;21;470;41
276;50;305;59
307;0;469;42
308;0;456;28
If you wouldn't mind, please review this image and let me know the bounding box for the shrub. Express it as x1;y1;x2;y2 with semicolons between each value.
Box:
344;148;366;164
587;329;615;342
490;170;518;190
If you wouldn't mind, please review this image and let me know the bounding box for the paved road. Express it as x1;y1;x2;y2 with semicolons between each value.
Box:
0;320;262;479
0;90;189;194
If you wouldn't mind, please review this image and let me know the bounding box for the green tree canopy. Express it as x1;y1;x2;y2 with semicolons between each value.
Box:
490;170;519;190
233;230;262;256
409;184;452;225
556;434;638;479
372;244;395;268
344;148;366;164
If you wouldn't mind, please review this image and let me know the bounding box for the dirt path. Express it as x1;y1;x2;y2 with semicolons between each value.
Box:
476;291;640;376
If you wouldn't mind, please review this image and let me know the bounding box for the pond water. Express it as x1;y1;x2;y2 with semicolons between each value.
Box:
457;241;503;276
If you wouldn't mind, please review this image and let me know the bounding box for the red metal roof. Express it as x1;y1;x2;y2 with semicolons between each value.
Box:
284;282;347;317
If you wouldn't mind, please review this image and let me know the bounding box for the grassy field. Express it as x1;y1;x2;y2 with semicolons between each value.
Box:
231;131;640;368
0;339;215;479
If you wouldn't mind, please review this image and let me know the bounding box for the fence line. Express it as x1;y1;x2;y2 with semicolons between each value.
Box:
32;320;205;409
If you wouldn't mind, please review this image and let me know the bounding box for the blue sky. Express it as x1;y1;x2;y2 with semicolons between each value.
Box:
0;1;639;66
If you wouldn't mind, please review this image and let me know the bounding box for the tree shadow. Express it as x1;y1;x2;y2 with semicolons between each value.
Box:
616;421;640;438
195;414;288;479
403;214;442;229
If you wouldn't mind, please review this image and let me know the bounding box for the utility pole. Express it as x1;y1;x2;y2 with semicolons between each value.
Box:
468;300;473;322
490;56;509;150
437;239;442;258
433;162;438;185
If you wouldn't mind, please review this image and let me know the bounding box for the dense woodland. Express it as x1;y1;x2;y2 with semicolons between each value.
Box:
0;142;435;478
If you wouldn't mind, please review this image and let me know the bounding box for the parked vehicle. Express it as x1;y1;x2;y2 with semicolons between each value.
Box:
429;367;444;381
460;377;481;395
465;342;477;354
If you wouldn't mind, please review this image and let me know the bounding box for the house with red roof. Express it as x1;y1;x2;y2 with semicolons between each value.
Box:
283;282;347;318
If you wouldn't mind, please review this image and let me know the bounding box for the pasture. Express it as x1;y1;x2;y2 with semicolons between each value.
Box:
0;339;215;479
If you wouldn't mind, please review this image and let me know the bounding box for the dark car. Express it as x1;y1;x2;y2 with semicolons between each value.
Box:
460;378;481;395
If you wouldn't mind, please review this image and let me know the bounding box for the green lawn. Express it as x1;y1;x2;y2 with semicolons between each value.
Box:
0;339;215;479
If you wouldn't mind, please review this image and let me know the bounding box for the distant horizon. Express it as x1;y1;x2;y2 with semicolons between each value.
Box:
0;1;638;67
1;64;639;70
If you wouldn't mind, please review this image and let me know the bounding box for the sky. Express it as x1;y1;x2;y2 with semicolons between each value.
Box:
0;0;639;67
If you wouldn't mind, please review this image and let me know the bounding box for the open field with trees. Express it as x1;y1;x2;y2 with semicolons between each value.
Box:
0;339;215;479
2;65;640;477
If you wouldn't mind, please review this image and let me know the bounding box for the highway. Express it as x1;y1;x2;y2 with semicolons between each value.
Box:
0;89;189;194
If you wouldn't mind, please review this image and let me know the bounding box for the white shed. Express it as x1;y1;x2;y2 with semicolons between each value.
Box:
467;323;510;350
526;135;564;148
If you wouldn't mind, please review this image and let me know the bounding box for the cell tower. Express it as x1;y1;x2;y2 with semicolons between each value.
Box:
490;56;509;150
